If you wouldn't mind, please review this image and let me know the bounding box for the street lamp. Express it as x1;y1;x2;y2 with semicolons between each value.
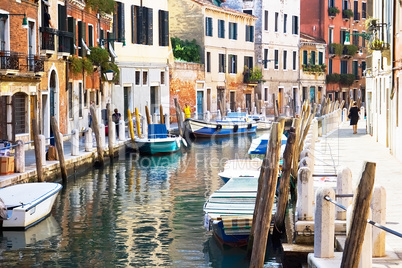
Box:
103;69;115;82
0;13;28;29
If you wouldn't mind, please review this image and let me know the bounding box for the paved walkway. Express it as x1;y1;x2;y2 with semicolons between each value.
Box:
314;118;402;265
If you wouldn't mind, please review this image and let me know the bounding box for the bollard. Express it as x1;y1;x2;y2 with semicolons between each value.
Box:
85;128;93;152
314;187;335;258
71;129;80;156
164;114;170;129
15;140;25;173
205;111;211;122
109;121;115;146
217;110;222;121
298;156;315;175
336;167;353;220
237;107;241;113
153;113;158;124
347;206;372;268
371;186;386;257
300;148;314;160
99;124;105;150
296;167;314;221
119;120;125;141
285;105;290;117
39;135;46;165
253;106;257;115
343;108;348;122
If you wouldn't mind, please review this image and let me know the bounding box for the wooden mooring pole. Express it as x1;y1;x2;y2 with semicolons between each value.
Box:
160;104;165;124
90;105;104;166
50;116;68;182
174;98;183;137
249;122;284;268
273;126;296;238
145;106;151;125
341;161;376;268
107;103;114;160
32;118;43;182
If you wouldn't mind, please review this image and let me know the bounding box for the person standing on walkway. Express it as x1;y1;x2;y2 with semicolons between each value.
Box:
184;104;191;119
112;108;121;138
348;101;360;134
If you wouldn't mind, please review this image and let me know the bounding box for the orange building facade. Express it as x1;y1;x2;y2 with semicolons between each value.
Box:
301;0;368;107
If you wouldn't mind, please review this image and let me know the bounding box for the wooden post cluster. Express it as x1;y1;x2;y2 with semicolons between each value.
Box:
174;98;183;137
32;118;43;182
249;122;284;268
107;103;115;160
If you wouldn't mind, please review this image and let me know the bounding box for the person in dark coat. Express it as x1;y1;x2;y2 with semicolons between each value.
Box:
348;101;360;134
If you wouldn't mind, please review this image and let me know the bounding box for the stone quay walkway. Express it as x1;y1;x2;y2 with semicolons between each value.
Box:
312;118;402;267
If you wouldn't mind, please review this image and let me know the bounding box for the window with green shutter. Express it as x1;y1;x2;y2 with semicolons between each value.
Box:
319;51;323;65
218;19;225;38
229;22;237;40
303;50;307;65
67;17;76;55
205;17;213;37
158;10;169;46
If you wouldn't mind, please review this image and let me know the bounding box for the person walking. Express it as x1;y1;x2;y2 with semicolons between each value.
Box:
348;101;360;134
112;108;122;138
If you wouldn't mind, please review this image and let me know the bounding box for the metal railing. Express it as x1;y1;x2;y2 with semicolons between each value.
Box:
324;195;402;238
40;27;56;51
0;51;19;70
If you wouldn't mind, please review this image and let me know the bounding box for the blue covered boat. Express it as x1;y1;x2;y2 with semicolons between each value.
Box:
185;118;257;138
135;124;182;155
248;133;288;155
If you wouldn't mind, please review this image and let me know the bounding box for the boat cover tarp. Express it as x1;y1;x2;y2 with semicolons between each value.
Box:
221;215;253;230
148;124;168;139
227;112;247;118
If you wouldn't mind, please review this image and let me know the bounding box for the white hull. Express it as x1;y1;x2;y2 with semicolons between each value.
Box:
0;182;62;229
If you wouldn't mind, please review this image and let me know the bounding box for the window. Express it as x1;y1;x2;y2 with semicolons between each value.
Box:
329;0;335;8
84;89;88;107
284;14;287;33
340;60;348;74
229;22;237;40
79;82;83;117
264;49;268;69
329;28;333;44
96;91;99;105
353;31;359;46
274;50;279;69
88;25;93;47
292;16;298;35
243;10;252;15
293;51;297;70
135;71;140;85
77;21;86;57
353;60;358;77
132;5;153;45
228;55;237;74
310;51;316;65
362;2;366;19
245;25;254;42
14;93;27;134
303;50;308;65
264;10;268;31
319;51;323;65
219;54;226;73
244;56;253;70
115;2;125;42
218;19;225;38
340;30;347;44
68;83;73;119
161;71;165;85
361;32;366;47
343;0;348;10
329;59;333;74
264;88;268;101
361;61;366;76
143;71;148;85
205;17;213;36
206;52;211;72
275;12;279;32
283;50;287;70
158;10;169;46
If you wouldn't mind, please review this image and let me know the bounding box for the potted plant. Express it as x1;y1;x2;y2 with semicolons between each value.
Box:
365;17;378;31
69;55;83;75
342;9;353;19
328;7;340;17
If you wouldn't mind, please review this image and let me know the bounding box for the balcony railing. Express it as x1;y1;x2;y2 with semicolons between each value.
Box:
27;55;45;72
0;51;19;70
58;30;73;54
40;27;56;51
328;46;336;55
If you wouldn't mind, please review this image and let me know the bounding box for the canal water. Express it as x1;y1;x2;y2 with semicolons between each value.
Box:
0;134;284;267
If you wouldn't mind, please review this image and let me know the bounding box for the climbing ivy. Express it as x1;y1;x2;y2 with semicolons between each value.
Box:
171;37;201;63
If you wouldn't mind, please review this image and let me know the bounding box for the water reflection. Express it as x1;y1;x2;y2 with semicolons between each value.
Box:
0;134;281;267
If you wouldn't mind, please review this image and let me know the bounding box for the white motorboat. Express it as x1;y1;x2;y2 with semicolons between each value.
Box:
0;182;62;229
218;158;262;182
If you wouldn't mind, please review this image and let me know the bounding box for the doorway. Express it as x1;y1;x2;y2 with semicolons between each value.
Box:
124;86;130;120
310;86;315;104
207;88;211;112
245;94;251;113
197;91;204;120
230;91;236;112
150;86;159;115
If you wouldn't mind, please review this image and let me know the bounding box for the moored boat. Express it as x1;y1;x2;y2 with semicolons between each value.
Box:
185;118;257;138
218;158;262;182
135;124;182;155
203;177;262;247
248;133;288;155
0;182;62;229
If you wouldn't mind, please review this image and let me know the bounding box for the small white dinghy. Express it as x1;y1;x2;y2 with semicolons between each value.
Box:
218;158;263;182
0;182;62;229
